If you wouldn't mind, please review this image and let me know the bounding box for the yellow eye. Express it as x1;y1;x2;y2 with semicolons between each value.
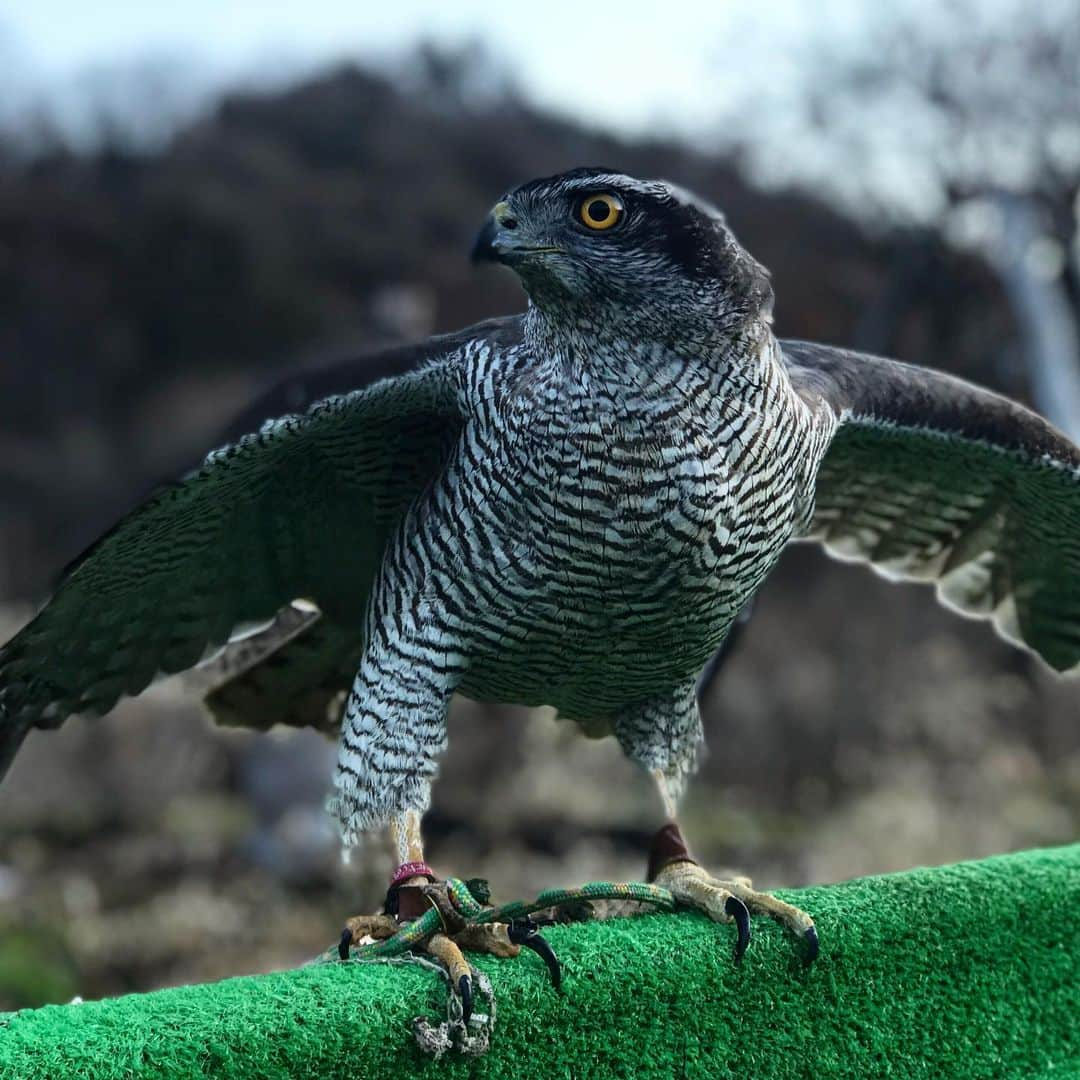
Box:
578;192;624;231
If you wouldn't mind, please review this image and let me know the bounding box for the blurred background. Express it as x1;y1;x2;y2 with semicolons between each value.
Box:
1;0;1079;1010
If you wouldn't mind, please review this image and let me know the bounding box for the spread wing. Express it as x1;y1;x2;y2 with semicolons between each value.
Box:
0;318;518;777
783;339;1080;673
191;315;525;735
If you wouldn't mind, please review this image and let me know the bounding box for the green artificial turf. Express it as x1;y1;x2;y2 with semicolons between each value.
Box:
2;845;1078;1078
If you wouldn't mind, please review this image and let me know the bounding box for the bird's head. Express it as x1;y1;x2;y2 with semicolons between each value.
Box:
472;167;773;342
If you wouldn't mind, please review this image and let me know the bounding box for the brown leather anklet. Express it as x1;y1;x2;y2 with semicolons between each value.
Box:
386;861;439;922
646;821;699;882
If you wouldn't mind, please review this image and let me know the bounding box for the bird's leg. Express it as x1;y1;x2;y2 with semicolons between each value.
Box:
381;810;530;960
615;687;815;959
648;771;819;963
328;638;556;1018
338;809;427;952
339;810;564;1024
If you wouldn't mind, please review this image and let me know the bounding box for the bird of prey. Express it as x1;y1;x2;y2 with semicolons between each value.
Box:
3;167;1080;1003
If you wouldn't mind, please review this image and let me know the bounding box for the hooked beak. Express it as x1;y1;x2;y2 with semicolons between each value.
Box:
470;201;562;265
470;213;503;264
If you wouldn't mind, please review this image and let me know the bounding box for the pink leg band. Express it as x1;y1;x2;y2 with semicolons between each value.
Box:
390;861;437;889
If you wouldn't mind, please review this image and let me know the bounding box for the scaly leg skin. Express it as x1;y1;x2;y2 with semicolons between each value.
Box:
337;810;561;1024
648;774;819;965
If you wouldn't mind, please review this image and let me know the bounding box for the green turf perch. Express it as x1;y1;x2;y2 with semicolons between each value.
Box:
1;844;1078;1078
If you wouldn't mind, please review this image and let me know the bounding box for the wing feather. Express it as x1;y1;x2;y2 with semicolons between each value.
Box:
783;340;1080;672
0;320;524;776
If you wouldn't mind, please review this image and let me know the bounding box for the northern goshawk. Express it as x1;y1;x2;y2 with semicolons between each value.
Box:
3;168;1080;1004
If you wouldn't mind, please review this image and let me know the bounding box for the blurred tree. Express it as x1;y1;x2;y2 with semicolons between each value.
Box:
719;0;1080;435
2;48;942;598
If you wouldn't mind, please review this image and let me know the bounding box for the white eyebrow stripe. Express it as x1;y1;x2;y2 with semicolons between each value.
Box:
659;181;725;221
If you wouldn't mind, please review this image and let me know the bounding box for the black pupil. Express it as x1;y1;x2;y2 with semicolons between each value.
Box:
587;199;612;223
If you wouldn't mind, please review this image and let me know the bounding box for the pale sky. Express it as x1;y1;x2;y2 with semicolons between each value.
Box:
0;0;862;141
2;0;1048;229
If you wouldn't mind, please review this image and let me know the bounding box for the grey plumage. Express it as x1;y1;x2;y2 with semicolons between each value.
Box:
787;341;1080;668
3;168;1080;848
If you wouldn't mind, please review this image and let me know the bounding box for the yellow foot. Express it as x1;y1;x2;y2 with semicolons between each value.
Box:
648;825;818;964
423;923;526;1020
337;875;561;1024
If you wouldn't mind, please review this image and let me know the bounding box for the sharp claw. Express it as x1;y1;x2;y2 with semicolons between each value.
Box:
509;920;562;990
525;932;563;990
458;973;473;1024
724;895;751;963
338;927;353;961
803;925;820;965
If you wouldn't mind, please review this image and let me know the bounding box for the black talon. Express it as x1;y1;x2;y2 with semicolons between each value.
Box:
338;927;353;961
525;932;563;990
509;919;562;990
803;925;820;965
458;973;473;1024
724;895;751;963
